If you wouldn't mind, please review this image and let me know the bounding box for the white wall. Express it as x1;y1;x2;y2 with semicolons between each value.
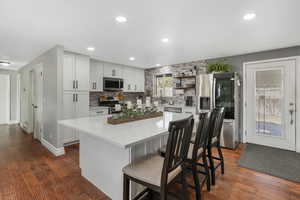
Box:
19;45;64;148
0;69;19;122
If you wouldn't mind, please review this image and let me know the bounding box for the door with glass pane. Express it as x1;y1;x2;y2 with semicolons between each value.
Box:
245;59;296;151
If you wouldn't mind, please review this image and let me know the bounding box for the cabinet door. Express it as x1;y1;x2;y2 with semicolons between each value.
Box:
75;55;90;91
63;54;75;91
103;63;114;78
123;66;132;92
63;92;76;119
62;92;76;143
103;63;123;78
131;68;138;92
114;64;123;78
96;62;104;91
75;92;90;118
137;69;145;92
90;61;98;91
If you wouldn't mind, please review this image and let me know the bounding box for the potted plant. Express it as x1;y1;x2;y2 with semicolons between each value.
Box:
207;60;232;73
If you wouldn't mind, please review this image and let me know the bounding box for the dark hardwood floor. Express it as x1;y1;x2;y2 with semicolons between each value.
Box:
0;124;299;200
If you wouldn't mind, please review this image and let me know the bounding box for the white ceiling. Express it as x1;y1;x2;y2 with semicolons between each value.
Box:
1;0;300;70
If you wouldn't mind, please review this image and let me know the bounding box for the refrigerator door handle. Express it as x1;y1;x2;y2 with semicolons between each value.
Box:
212;77;216;109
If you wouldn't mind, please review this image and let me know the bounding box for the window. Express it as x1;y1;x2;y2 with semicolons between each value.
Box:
155;74;173;97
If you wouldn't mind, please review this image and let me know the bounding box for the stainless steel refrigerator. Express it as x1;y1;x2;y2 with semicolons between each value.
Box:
196;72;241;149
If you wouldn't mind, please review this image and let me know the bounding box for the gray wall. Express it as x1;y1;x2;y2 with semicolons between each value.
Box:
19;45;64;148
206;46;300;76
207;45;300;132
145;45;300;138
0;69;19;122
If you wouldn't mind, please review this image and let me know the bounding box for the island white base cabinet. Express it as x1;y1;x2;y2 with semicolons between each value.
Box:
79;132;168;200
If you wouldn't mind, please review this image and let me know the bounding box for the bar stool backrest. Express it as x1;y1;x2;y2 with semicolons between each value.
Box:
161;115;194;185
210;107;225;143
192;112;212;160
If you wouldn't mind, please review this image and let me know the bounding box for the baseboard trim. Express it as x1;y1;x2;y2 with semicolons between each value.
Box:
41;138;65;156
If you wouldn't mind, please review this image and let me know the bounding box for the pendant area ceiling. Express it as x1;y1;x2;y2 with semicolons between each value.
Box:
0;0;300;70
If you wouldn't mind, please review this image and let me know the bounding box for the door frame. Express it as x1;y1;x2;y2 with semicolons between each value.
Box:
243;56;300;153
0;74;10;124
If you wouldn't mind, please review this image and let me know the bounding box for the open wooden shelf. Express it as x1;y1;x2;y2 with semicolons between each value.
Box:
174;86;195;89
173;75;196;79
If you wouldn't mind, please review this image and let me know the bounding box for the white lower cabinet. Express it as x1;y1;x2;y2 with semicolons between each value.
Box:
62;91;89;144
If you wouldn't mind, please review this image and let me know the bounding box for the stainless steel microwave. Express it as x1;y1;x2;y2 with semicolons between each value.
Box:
103;77;123;91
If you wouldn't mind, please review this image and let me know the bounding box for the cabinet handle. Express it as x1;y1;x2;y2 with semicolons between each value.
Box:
112;69;116;76
94;82;97;89
73;94;75;102
135;85;137;91
73;80;75;89
76;94;78;102
76;80;78;89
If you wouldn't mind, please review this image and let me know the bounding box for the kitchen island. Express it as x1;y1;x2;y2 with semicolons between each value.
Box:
58;112;192;200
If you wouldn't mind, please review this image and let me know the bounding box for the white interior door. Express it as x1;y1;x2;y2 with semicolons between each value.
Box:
0;74;10;124
33;65;43;141
245;59;296;151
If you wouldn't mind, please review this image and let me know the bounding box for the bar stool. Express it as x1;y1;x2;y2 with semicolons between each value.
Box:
159;112;217;200
207;107;225;186
122;116;194;200
185;112;213;200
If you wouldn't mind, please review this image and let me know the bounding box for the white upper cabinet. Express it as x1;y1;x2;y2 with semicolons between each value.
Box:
63;53;90;91
136;69;145;92
123;66;134;92
75;55;90;91
103;62;123;78
89;59;144;93
122;67;145;93
63;54;75;91
90;60;103;91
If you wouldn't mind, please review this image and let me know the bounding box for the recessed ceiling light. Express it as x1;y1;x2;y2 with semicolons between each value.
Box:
243;12;256;21
86;46;95;52
0;61;10;66
156;64;161;67
129;57;135;61
116;16;127;23
161;38;169;43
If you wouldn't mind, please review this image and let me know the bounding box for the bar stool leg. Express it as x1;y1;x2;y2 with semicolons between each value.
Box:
123;174;130;200
207;146;215;185
160;190;167;200
202;153;211;191
192;164;201;200
217;143;225;174
181;169;189;200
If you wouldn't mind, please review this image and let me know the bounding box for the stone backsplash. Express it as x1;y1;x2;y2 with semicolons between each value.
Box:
90;91;145;106
145;60;207;105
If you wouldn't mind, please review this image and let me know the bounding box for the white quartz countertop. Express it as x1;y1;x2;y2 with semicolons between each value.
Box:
58;112;192;149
